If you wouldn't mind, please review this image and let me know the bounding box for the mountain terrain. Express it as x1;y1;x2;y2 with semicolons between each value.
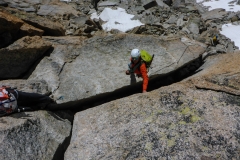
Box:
0;0;240;159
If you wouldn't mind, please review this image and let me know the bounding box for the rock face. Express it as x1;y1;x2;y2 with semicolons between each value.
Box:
201;9;228;21
0;9;44;36
3;0;38;12
28;36;87;93
29;34;206;103
0;0;240;159
2;7;65;36
0;9;44;48
187;52;240;96
0;110;72;160
65;52;240;160
0;79;50;94
0;9;23;33
0;36;52;79
37;3;79;17
0;1;8;7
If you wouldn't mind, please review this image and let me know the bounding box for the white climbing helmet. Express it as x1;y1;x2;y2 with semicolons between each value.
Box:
131;49;140;58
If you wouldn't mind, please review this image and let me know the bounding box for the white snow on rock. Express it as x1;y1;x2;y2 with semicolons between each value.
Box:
91;7;144;32
196;0;240;12
220;23;240;48
196;0;240;49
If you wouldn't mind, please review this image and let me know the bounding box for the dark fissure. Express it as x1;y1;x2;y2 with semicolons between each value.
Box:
51;56;204;160
52;57;204;113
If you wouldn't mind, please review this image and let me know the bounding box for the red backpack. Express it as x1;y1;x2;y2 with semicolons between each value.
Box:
0;87;17;116
0;87;10;101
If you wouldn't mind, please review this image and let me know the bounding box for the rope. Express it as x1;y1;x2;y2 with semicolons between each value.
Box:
150;44;201;75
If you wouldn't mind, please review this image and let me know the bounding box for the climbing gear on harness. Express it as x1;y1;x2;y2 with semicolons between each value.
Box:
17;107;32;112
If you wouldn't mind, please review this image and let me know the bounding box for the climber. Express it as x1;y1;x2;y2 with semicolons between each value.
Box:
125;49;150;93
211;34;218;46
0;86;55;117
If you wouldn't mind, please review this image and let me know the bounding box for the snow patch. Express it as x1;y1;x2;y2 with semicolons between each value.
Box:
91;7;144;32
196;0;240;12
220;24;240;48
197;0;240;49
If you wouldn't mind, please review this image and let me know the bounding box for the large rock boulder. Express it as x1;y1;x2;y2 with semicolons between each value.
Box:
2;0;38;12
0;36;52;79
2;7;65;36
0;9;44;48
185;16;201;35
2;0;60;12
28;34;206;103
0;9;23;33
156;0;170;8
65;52;240;159
41;0;60;4
201;8;228;21
67;15;99;36
29;36;87;93
0;79;50;94
37;2;79;17
0;110;72;160
187;52;240;96
0;9;43;36
0;1;8;7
